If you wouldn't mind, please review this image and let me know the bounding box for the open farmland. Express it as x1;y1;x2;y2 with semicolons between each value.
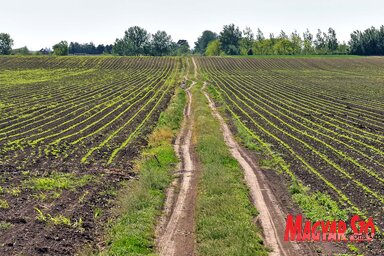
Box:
197;57;384;227
0;56;180;255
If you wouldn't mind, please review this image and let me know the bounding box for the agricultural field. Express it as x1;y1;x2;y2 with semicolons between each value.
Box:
0;56;180;255
197;57;384;230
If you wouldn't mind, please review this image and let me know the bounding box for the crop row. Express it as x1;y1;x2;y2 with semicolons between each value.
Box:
197;57;384;221
0;56;179;170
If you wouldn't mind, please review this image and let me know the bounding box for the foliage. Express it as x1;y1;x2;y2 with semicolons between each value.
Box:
205;40;221;56
292;190;348;221
25;172;93;191
124;26;151;55
219;24;242;55
113;26;177;56
327;27;339;53
173;40;191;56
69;42;112;55
349;25;384;55
194;30;217;54
150;30;173;56
12;46;30;55
0;33;13;55
113;26;151;56
240;27;254;55
303;29;314;54
52;40;69;56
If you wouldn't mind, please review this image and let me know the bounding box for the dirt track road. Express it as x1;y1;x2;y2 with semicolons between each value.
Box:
203;85;306;256
156;70;197;255
157;57;313;256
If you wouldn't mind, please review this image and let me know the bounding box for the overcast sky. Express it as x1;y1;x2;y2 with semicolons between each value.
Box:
2;0;384;50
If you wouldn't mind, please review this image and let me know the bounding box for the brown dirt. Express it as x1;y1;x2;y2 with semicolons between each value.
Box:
0;167;134;256
156;73;198;256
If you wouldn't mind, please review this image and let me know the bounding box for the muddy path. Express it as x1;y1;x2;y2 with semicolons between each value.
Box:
202;83;315;256
156;60;198;256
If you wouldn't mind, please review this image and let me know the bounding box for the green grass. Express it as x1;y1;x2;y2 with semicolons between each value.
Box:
25;172;93;191
193;83;268;256
0;68;95;85
99;86;186;256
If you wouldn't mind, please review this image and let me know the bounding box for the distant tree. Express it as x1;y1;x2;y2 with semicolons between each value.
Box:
338;41;349;54
290;30;302;54
240;27;254;55
194;30;217;54
269;33;276;45
349;26;384;55
113;38;132;55
69;42;103;55
253;39;274;55
150;30;173;56
205;40;221;56
124;26;150;55
12;46;30;55
303;29;314;54
314;29;327;54
52;41;69;56
256;28;265;41
274;39;293;54
39;48;51;55
0;33;14;55
278;30;288;39
219;24;242;55
327;27;338;53
174;40;190;55
96;44;105;54
104;44;113;54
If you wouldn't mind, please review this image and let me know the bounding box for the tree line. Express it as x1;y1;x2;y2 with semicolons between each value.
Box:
1;25;384;56
196;25;348;56
349;26;384;55
112;26;190;56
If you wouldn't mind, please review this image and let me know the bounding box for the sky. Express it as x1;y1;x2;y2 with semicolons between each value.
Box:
2;0;384;51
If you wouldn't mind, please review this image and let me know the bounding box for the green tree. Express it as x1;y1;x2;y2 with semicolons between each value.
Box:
314;29;327;54
338;41;349;54
278;30;288;39
173;40;190;55
219;24;242;55
150;31;173;56
0;33;14;55
112;38;132;55
240;27;254;55
194;30;217;54
274;39;293;55
303;29;314;54
327;27;339;53
52;41;69;56
253;39;274;55
256;28;265;41
205;40;221;56
290;30;302;54
12;46;30;55
124;26;150;55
